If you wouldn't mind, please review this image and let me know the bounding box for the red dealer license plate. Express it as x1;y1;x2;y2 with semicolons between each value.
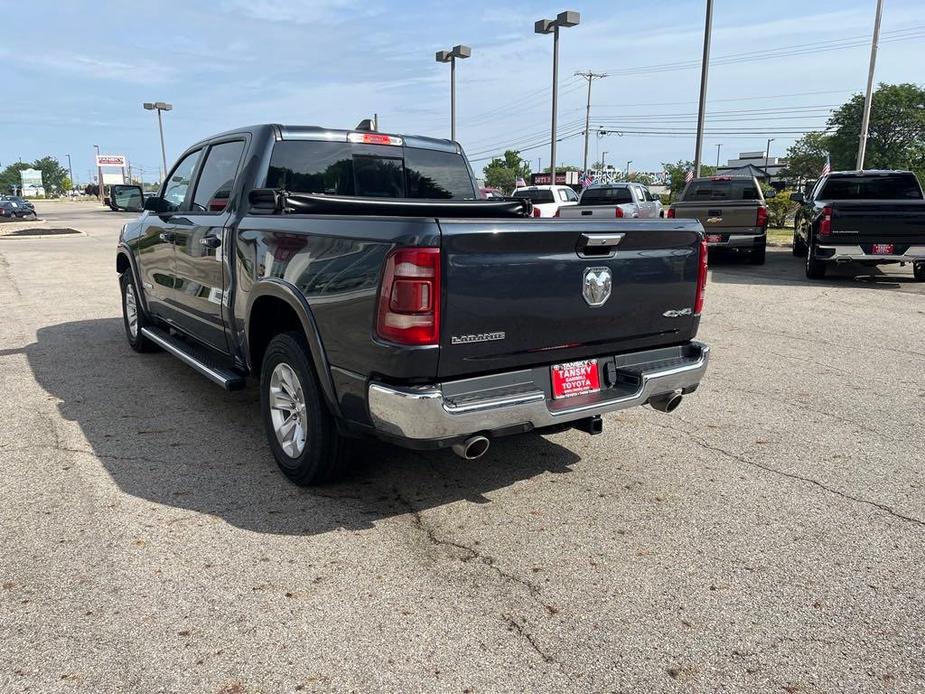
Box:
551;359;601;399
871;243;894;255
706;234;722;243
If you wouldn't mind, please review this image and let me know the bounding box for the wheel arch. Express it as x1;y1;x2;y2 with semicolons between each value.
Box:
116;245;151;318
246;280;341;418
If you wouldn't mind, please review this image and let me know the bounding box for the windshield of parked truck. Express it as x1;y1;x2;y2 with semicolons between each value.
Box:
580;187;633;205
682;179;760;201
267;141;476;199
512;189;555;203
819;174;923;200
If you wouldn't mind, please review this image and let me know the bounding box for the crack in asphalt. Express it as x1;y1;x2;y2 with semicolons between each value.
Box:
645;419;925;529
502;613;557;664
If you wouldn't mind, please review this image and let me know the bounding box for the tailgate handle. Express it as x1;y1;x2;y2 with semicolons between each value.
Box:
708;209;722;216
578;233;624;258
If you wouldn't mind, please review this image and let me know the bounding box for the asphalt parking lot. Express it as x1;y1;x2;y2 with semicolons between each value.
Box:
1;203;923;693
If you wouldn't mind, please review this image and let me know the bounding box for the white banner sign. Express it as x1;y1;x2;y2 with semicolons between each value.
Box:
20;168;43;187
96;155;126;167
102;172;126;185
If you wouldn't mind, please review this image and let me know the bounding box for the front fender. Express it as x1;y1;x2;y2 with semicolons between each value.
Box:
116;244;151;319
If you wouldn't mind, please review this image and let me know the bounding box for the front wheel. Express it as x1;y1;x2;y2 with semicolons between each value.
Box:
805;240;827;279
260;331;351;485
120;273;157;352
914;262;925;282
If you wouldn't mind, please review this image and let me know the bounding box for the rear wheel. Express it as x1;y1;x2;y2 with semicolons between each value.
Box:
914;262;925;281
792;228;807;257
749;241;766;265
260;331;351;485
805;238;827;279
120;272;157;352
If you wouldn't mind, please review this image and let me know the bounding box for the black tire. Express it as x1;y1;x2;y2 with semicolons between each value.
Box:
749;241;767;265
805;238;826;279
792;229;807;257
120;272;157;352
914;262;925;282
260;331;351;485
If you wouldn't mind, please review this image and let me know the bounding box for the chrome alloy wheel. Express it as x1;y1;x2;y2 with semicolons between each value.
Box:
269;362;308;458
125;282;139;338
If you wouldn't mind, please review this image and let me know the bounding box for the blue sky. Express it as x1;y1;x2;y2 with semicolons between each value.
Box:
1;0;923;183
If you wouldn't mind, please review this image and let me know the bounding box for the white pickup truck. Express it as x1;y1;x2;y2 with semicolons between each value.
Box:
558;183;663;220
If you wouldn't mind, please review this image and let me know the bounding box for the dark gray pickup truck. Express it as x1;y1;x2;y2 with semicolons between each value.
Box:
116;124;710;485
791;170;925;280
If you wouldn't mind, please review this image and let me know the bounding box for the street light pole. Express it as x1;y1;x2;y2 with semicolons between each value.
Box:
575;70;606;173
144;102;173;178
764;138;775;182
601;151;608;170
66;154;74;192
693;0;713;176
715;143;722;168
93;144;102;202
857;0;884;169
435;45;471;142
625;160;632;178
536;11;580;186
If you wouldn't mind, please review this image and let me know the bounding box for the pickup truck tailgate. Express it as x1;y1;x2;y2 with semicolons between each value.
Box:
437;218;703;379
672;200;760;230
830;201;925;244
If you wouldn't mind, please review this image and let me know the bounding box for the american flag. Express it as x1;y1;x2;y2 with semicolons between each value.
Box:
515;177;526;188
821;154;831;176
579;171;594;189
685;169;694;183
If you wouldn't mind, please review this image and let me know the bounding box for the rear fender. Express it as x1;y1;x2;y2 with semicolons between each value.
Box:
245;279;341;418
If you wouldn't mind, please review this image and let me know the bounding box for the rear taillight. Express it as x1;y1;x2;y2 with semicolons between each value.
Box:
615;207;624;218
694;239;708;315
819;206;832;236
756;206;768;228
532;207;542;218
376;247;441;345
667;208;676;218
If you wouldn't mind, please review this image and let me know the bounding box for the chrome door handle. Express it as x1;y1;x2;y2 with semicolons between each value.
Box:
158;231;176;243
199;235;221;249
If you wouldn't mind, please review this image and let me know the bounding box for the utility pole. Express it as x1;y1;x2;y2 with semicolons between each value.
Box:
715;143;722;168
693;0;713;176
764;138;775;182
601;151;608;170
856;0;884;169
66;154;74;192
93;144;102;202
575;70;607;173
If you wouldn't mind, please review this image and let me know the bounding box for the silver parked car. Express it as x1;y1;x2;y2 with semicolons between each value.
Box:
558;183;663;219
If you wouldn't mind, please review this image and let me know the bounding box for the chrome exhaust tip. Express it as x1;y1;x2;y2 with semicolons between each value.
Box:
452;435;491;460
649;392;683;413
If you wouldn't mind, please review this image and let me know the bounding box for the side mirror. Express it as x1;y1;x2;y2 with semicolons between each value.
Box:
143;195;171;214
109;184;144;212
789;192;804;203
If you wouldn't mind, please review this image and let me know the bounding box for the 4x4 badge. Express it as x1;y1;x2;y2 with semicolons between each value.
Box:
582;267;612;307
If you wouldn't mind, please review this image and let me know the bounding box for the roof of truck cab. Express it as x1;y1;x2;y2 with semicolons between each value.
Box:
185;124;460;154
827;169;915;177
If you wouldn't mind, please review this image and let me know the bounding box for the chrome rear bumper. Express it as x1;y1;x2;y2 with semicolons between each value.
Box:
705;232;764;248
368;342;710;442
817;244;925;263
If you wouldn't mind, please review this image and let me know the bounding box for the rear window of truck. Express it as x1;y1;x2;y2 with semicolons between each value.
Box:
683;180;760;201
819;174;923;200
580;187;633;205
512;189;555;203
266;141;476;199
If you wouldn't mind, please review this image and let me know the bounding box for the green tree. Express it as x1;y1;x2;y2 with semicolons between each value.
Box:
31;156;69;194
483;150;531;191
780;131;831;180
662;160;716;200
0;162;30;194
783;83;925;182
766;188;797;228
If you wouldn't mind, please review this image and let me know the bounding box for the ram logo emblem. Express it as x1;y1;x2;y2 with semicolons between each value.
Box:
582;267;612;307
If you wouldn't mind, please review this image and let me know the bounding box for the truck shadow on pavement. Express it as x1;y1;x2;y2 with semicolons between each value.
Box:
24;318;581;536
708;247;919;291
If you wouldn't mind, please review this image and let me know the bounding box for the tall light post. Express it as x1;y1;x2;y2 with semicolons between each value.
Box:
625;160;633;178
601;151;608;170
93;144;102;202
435;45;471;142
535;10;580;185
693;0;713;176
143;102;173;178
857;0;884;169
764;137;775;182
715;143;722;168
65;154;74;192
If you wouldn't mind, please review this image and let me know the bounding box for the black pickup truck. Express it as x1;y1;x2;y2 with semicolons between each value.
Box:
115;124;710;485
791;170;925;280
